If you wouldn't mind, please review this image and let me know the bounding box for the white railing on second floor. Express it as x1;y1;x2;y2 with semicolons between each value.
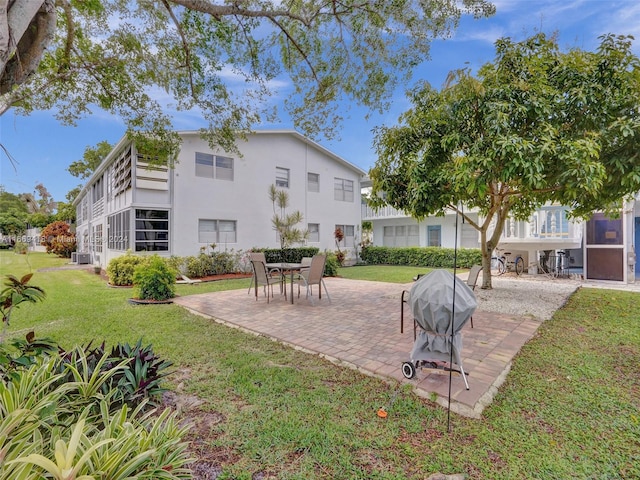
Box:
362;204;408;220
497;206;583;243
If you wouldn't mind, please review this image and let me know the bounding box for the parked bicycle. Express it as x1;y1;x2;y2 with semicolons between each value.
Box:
538;250;568;278
491;250;525;276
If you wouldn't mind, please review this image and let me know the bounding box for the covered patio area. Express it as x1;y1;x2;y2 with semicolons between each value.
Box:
174;277;553;418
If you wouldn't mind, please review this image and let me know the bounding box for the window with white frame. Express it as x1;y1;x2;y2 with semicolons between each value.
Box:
92;176;104;203
199;219;237;244
427;225;442;247
334;178;354;202
107;210;130;250
93;224;103;253
307;172;320;192
135;209;169;252
195;152;234;180
308;223;319;242
276;167;290;188
335;224;355;247
383;224;420;247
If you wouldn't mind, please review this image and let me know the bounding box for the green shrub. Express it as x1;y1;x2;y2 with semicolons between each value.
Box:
360;246;482;268
13;241;28;254
183;254;213;278
132;255;176;301
210;250;236;274
106;252;145;286
257;247;320;263
323;251;339;277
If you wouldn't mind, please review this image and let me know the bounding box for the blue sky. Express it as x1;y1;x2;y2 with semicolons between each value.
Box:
1;0;640;202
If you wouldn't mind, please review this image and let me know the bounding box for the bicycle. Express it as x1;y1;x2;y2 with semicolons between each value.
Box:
491;250;524;276
538;250;568;279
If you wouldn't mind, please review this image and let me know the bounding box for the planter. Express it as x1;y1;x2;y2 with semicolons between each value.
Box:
94;266;102;274
128;298;174;305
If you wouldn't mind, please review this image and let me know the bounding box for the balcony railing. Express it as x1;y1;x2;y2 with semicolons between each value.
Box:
363;203;583;244
497;206;582;243
362;204;408;220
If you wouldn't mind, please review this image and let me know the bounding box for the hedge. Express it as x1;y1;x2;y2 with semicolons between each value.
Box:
360;246;482;268
255;247;320;263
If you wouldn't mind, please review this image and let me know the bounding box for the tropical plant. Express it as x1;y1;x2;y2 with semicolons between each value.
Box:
334;227;345;266
1;273;45;327
0;357;191;480
269;184;308;249
0;331;57;381
40;221;76;258
132;255;176;301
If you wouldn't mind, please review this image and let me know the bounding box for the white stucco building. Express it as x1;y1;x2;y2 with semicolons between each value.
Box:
74;130;365;268
362;184;640;284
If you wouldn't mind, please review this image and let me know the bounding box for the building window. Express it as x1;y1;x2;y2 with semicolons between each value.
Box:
308;223;319;242
195;152;234;180
107;210;130;251
427;225;442;247
408;225;419;245
384;224;420;247
334;178;354;202
335;224;355;247
92;176;104;203
199;219;237;244
93;224;103;253
135;209;169;252
276;167;290;188
308;173;320;192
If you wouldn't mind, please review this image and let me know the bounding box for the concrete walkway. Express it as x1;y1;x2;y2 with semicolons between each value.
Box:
173;277;554;418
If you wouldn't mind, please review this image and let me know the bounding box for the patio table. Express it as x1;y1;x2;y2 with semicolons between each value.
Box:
266;262;303;304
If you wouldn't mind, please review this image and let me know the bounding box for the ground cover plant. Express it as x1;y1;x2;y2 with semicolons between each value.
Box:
1;251;638;479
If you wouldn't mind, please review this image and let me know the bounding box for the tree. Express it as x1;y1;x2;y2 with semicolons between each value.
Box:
0;209;26;237
68;141;113;179
369;33;640;289
1;1;494;157
40;220;76;257
269;184;307;249
0;187;28;214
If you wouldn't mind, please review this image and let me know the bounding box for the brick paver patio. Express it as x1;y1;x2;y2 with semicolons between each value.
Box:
174;277;546;418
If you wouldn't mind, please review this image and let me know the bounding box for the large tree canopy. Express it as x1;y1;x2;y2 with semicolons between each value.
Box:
1;0;494;156
369;33;640;288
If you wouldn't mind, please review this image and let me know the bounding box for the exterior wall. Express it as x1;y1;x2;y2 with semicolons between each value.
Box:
172;132;362;257
74;131;364;267
371;213;480;249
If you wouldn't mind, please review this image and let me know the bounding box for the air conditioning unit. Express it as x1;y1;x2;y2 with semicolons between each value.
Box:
76;253;91;264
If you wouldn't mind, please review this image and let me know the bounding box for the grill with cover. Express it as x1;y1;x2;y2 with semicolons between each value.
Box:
401;269;478;390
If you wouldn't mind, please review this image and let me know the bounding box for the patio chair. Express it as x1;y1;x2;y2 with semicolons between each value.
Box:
294;254;331;305
247;252;281;294
466;265;482;328
250;259;286;303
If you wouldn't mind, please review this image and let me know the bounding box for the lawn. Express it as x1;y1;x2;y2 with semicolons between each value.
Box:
2;251;638;479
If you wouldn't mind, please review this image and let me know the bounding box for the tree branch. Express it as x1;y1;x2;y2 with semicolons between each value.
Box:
161;0;196;97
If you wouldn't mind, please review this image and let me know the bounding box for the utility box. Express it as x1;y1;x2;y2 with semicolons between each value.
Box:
71;252;77;263
76;253;91;264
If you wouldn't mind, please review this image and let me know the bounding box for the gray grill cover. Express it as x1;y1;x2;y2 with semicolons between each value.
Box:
409;270;477;358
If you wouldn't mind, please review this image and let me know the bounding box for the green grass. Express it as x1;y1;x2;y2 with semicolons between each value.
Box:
337;265;436;283
2;251;638;479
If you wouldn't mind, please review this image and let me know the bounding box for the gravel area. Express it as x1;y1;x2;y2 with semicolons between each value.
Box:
472;273;582;321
